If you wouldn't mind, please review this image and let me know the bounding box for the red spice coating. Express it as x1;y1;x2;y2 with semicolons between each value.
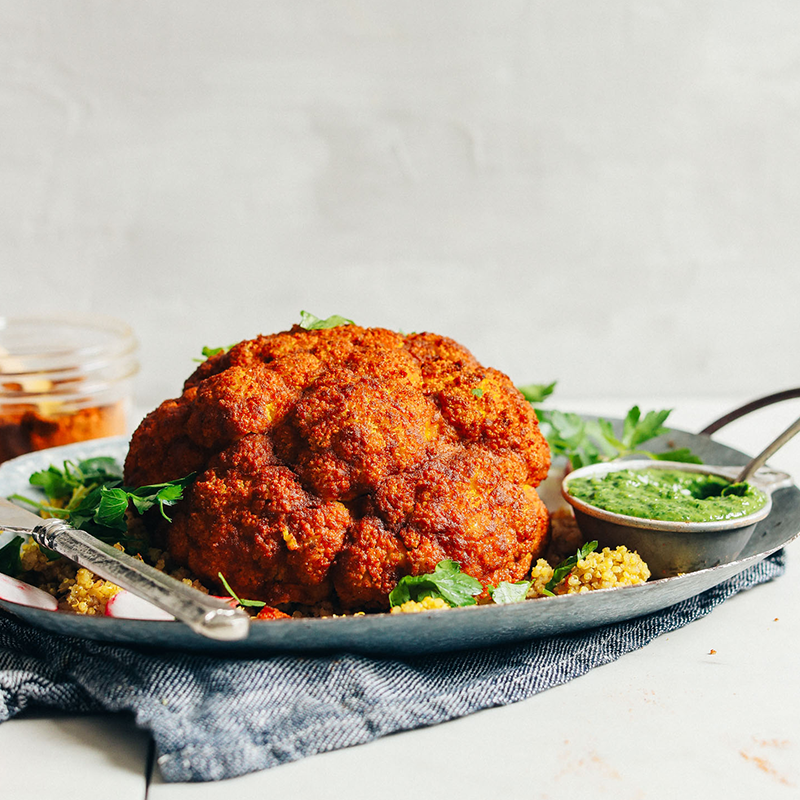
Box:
124;324;550;609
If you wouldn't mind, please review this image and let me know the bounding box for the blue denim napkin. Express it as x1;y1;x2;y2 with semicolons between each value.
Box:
0;550;785;782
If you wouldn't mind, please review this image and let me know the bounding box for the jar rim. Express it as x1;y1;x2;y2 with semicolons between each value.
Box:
0;313;138;376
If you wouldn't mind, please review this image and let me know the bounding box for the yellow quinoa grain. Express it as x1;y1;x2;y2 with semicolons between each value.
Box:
390;596;450;614
527;545;650;598
63;567;121;615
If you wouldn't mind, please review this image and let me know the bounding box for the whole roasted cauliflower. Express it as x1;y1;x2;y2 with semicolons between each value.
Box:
124;322;551;610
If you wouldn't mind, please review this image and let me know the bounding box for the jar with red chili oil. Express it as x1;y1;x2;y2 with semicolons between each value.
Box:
0;315;139;464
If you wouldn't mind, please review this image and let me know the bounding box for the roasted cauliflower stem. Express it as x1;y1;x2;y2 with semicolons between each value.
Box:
124;325;551;610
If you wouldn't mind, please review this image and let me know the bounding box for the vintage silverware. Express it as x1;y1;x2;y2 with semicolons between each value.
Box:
0;497;250;641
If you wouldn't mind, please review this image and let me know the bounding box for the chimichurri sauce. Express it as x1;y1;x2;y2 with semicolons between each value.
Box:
566;468;768;523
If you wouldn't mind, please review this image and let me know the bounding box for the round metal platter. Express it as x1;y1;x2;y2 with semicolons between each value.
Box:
1;431;798;656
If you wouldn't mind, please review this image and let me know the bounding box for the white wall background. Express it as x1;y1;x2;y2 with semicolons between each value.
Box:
1;1;798;413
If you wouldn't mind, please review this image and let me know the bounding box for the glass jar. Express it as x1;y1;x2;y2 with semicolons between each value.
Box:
0;314;139;464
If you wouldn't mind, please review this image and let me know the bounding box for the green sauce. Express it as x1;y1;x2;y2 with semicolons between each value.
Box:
567;468;768;523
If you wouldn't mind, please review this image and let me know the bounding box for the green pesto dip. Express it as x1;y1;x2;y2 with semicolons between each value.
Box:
566;468;768;523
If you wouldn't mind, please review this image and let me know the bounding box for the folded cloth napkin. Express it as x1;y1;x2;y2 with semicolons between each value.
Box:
0;550;785;782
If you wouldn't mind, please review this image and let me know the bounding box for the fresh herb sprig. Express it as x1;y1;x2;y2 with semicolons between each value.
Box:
8;458;193;552
488;580;531;604
95;475;195;531
488;541;600;602
389;559;483;608
217;572;266;609
517;382;557;404
195;343;238;362
298;311;355;330
0;536;25;577
520;382;700;468
542;540;598;597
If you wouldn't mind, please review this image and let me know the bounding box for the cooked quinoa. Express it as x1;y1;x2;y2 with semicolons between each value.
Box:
18;541;122;614
391;596;450;614
11;508;650;616
17;540;209;615
527;545;650;598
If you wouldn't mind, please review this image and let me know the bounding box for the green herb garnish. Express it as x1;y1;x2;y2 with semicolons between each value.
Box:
8;458;193;553
0;535;25;578
522;384;701;468
489;580;531;604
517;381;557;404
542;540;598;597
472;387;484;398
95;475;195;531
298;311;355;330
389;559;483;608
29;457;122;499
194;343;237;362
217;572;266;608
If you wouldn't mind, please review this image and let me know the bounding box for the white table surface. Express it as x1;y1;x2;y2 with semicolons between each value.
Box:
2;396;799;799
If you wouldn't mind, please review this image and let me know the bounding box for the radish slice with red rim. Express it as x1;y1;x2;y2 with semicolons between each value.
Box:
0;572;59;611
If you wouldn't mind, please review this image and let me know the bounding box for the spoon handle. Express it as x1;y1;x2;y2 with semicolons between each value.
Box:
700;388;800;435
31;517;251;641
736;415;800;484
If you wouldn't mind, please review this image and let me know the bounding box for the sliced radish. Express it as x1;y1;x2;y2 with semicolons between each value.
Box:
105;589;175;621
104;591;237;621
210;595;238;607
0;572;59;611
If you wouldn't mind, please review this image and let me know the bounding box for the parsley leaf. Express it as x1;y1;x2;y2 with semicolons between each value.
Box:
217;572;266;608
532;399;700;469
29;457;122;500
0;535;25;578
9;459;193;554
517;381;557;404
298;311;355;330
542;541;598;596
194;343;237;362
389;559;483;608
95;475;195;529
489;580;531;604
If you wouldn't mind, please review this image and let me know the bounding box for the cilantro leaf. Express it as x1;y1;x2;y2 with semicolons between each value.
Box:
12;459;193;554
538;409;603;469
298;311;355;330
0;536;24;577
517;381;557;404
542;541;598;596
217;572;266;608
28;457;122;501
537;406;699;469
95;475;196;528
622;407;671;450
652;448;703;464
520;383;700;467
194;343;237;362
95;487;131;531
489;580;531;604
389;559;483;608
29;466;74;499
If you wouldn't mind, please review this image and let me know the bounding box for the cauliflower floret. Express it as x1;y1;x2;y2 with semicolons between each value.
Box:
124;324;551;610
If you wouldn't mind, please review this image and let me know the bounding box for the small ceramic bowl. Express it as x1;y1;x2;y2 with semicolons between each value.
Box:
561;459;793;578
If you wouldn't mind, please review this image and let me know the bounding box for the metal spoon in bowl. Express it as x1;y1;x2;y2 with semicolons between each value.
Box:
561;414;800;579
734;415;800;484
